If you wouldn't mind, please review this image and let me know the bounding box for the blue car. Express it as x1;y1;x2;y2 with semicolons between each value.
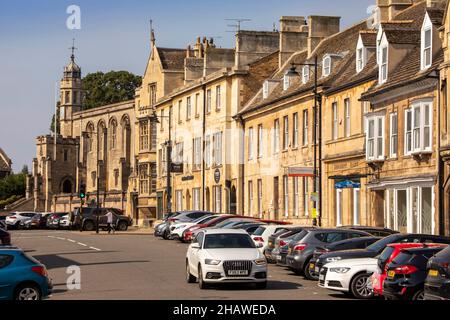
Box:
0;248;52;300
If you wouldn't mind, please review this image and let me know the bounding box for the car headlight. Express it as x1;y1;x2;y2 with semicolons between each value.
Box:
254;258;267;265
205;259;221;265
330;267;350;273
326;257;342;262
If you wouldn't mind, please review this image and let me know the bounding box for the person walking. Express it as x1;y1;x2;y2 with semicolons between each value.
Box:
106;210;115;234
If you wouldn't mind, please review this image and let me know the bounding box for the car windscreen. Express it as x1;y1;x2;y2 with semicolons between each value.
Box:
292;230;309;241
195;215;216;224
390;251;414;265
378;246;395;267
253;226;266;236
204;234;256;249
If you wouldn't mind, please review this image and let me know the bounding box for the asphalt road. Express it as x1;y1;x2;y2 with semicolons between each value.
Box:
10;230;350;300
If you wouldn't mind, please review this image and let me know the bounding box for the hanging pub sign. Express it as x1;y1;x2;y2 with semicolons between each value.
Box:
335;179;361;189
170;163;184;173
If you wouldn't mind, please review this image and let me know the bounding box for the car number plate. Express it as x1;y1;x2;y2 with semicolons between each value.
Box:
228;270;249;276
428;269;438;277
387;270;395;278
309;263;315;270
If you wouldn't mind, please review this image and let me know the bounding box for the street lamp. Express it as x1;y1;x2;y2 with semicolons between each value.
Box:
149;110;173;215
289;56;322;227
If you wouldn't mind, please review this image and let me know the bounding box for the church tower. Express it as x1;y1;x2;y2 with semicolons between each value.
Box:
59;41;82;138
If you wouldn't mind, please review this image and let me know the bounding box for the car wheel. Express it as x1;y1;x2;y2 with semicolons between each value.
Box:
350;272;374;299
198;265;209;289
303;258;318;281
83;220;95;232
163;229;170;240
117;221;128;231
15;284;41;300
255;281;267;289
186;261;196;283
412;289;425;300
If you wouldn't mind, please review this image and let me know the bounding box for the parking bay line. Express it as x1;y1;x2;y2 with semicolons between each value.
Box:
48;236;101;251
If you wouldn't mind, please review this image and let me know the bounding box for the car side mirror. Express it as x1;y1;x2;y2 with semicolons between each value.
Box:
191;243;201;249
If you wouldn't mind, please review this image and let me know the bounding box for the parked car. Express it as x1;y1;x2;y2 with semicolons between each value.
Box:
46;212;69;229
170;215;219;241
185;229;268;289
272;228;313;266
58;214;71;229
0;229;11;246
72;207;132;231
338;226;399;237
251;224;294;256
0;248;53;300
183;215;253;242
319;257;378;299
154;212;183;238
230;222;266;235
314;233;450;278
286;228;372;279
265;229;294;263
383;246;447;300
371;242;447;297
5;212;38;229
309;236;381;280
212;218;258;229
424;245;450;300
163;211;214;240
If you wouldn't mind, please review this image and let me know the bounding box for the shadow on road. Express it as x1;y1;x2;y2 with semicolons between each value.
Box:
33;254;150;270
208;280;302;291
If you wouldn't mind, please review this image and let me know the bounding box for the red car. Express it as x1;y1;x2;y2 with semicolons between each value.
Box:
371;242;448;296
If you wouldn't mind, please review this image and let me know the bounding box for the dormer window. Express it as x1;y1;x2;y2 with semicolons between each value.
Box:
357;48;364;72
421;13;433;70
302;66;310;84
263;79;279;99
323;56;331;77
283;66;299;91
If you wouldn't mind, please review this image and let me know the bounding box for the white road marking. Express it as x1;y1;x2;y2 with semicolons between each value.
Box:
47;234;101;251
77;242;87;247
89;246;101;251
56;237;66;240
68;239;76;243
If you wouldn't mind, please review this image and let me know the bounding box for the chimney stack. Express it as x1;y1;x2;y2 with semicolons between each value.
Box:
307;16;340;56
279;16;309;68
376;0;415;21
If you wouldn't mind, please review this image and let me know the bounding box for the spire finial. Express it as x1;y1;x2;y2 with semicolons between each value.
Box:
70;38;77;62
150;19;155;46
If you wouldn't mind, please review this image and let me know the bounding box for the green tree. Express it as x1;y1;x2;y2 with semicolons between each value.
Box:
0;172;26;201
82;71;142;110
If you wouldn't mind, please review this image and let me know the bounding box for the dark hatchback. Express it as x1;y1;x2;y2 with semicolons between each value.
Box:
424;246;450;300
315;233;450;276
308;236;381;280
383;246;447;300
230;222;266;235
286;228;372;279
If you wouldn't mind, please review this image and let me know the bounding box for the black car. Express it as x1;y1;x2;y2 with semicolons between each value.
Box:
0;228;11;246
230;222;266;235
72;207;132;231
286;228;372;279
424;245;450;300
308;236;381;280
338;225;399;237
315;233;450;276
383;246;447;300
0;216;6;230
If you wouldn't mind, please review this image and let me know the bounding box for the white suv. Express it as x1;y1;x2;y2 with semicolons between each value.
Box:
5;212;37;229
186;229;268;289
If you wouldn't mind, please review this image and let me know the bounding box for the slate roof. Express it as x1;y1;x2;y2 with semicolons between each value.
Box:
157;48;187;71
361;1;445;99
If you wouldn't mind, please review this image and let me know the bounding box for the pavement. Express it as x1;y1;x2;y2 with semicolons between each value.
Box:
9;229;352;300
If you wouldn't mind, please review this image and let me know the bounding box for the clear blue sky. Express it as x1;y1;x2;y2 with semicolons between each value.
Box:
0;0;374;172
